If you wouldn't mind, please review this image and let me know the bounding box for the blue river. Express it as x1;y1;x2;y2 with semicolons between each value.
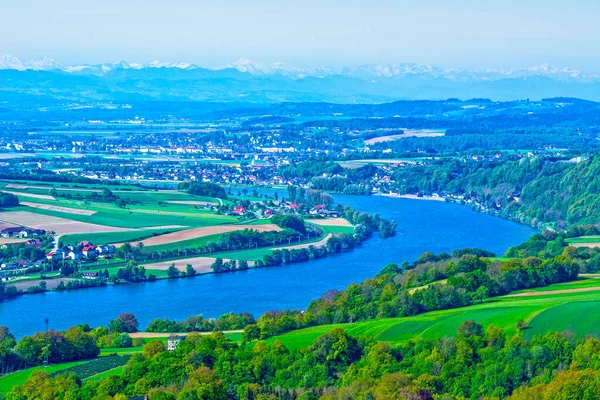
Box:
0;193;536;338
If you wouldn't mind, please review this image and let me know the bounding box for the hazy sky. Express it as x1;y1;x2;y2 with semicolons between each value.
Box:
2;0;600;70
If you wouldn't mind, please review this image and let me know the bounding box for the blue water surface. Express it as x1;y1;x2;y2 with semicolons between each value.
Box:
0;194;535;337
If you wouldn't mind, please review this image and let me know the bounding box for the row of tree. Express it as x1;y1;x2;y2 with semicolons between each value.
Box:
234;247;578;340
146;312;255;333
180;182;228;199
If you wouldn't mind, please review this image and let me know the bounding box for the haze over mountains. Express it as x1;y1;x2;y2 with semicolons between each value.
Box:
2;54;600;103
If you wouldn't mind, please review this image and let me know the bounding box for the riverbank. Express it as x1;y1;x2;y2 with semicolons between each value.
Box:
1;218;362;300
0;195;536;339
374;192;446;202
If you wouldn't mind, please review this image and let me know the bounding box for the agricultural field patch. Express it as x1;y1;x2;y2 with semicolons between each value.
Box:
272;234;332;251
567;236;600;248
125;224;281;247
7;278;76;291
0;361;86;395
1;191;55;200
141;257;253;273
60;228;183;246
364;129;445;144
0;210;131;234
524;301;600;339
306;218;352;227
269;283;600;349
20;201;96;216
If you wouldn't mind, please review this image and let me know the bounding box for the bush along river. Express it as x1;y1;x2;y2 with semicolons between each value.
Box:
0;193;536;337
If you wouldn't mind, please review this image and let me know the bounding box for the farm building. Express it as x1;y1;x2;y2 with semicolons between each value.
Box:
0;227;24;238
81;271;99;280
167;335;185;351
82;246;97;257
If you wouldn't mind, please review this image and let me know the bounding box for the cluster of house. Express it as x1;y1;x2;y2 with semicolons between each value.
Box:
309;204;339;217
46;241;116;262
0;259;37;273
0;226;47;238
0;238;44;250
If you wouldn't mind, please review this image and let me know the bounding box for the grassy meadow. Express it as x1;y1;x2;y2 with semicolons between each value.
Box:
267;277;600;350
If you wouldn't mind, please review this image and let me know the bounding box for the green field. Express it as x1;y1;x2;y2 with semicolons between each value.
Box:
0;361;86;395
267;280;600;350
61;228;182;246
0;181;237;229
83;365;125;381
141;220;278;253
566;236;600;244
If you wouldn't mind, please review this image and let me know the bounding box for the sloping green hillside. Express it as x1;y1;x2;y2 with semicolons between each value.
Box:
268;278;600;350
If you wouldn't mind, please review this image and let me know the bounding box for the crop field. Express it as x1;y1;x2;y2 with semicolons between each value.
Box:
125;223;281;247
0;182;238;234
268;278;600;350
306;218;353;227
0;361;86;395
83;366;125;382
566;236;600;248
60;228;183;246
141;256;253;273
364;129;446;145
20;201;96;215
0;210;132;234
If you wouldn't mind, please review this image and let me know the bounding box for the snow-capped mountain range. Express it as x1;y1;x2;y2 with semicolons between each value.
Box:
0;54;596;83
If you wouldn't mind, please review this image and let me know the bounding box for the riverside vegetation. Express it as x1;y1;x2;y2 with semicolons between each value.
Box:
2;228;600;399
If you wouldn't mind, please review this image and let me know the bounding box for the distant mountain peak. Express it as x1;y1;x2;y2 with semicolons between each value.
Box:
0;54;25;70
0;54;597;83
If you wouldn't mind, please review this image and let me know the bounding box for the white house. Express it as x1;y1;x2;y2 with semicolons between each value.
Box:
167;335;185;351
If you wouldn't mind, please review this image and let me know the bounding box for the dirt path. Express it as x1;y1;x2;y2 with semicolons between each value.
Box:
506;286;600;297
273;234;332;251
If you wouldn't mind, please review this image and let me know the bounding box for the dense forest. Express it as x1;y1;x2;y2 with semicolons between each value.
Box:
7;320;600;399
389;155;600;229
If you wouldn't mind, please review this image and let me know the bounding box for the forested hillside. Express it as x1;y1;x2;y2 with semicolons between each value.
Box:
389;155;600;229
9;321;600;399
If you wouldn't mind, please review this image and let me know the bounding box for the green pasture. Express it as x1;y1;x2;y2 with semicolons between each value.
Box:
6;198;236;229
83;366;125;382
509;277;600;294
0;361;86;395
143;233;222;253
566;236;600;244
61;228;181;246
267;284;600;350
